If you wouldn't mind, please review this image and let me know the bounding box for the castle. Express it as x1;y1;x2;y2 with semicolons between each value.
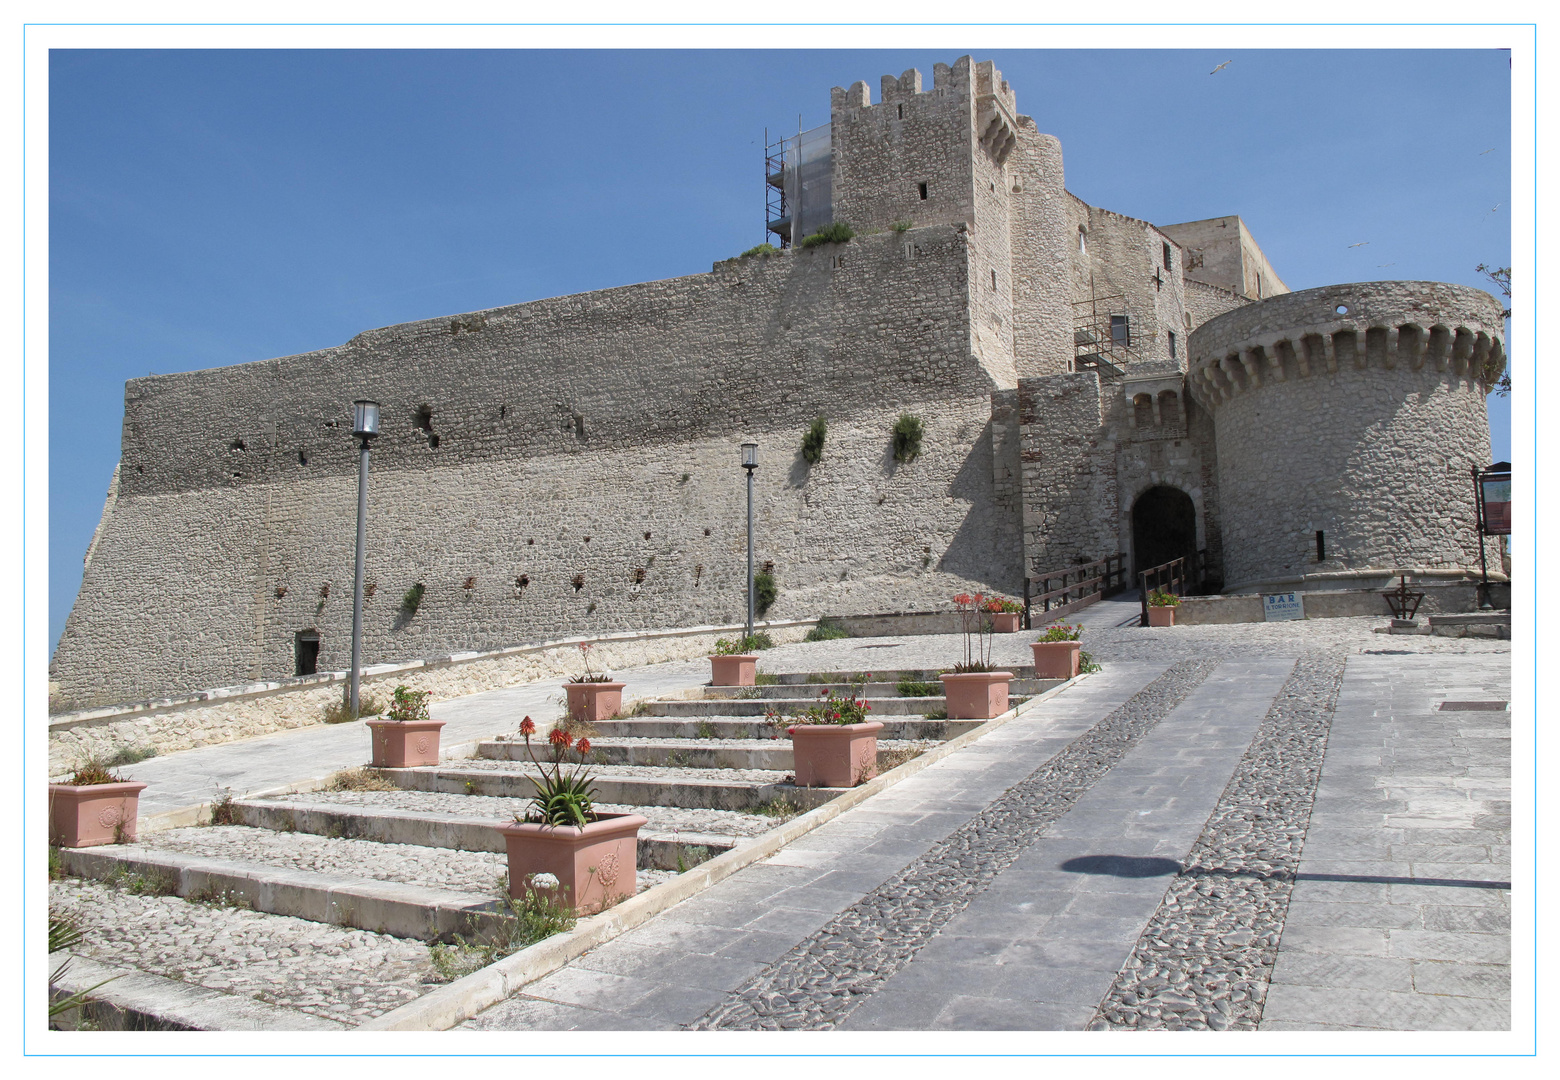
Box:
51;57;1507;711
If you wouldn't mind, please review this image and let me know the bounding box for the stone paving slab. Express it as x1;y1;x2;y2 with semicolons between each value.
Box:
1261;654;1510;1031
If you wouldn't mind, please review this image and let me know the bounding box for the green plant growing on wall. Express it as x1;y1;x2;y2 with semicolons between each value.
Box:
892;414;924;463
753;572;778;615
891;219;913;233
799;222;855;249
805;616;850;642
400;583;425;618
740;243;779;258
800;416;827;465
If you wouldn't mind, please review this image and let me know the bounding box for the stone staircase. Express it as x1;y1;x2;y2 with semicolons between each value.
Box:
50;663;1058;1029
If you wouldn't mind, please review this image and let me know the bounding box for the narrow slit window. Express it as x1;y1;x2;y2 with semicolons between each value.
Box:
1316;530;1326;561
897;104;903;119
1162;241;1173;271
991;269;998;289
918;182;928;200
1168;331;1177;360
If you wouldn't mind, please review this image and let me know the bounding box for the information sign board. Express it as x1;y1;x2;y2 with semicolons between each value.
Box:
1262;592;1305;621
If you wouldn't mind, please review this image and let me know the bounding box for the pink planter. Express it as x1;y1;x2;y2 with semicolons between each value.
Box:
1030;641;1082;679
495;813;647;915
789;721;884;788
939;672;1014;720
49;781;148;848
564;682;625;723
989;612;1022;634
367;719;446;767
1148;606;1177;627
709;654;758;687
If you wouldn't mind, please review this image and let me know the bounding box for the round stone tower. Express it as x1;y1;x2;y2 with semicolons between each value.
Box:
1186;281;1506;593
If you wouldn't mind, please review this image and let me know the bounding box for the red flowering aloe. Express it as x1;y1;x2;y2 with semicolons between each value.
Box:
517;715;598;827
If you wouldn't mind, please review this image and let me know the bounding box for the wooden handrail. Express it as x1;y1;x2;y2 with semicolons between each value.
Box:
1024;552;1128;629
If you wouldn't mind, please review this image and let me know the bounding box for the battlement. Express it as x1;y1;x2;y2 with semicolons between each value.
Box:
1187;281;1506;406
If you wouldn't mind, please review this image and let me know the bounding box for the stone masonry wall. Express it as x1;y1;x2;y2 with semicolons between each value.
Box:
53;227;1025;710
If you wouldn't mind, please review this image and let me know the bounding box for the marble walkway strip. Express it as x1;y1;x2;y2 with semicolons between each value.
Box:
1089;653;1346;1030
692;659;1220;1030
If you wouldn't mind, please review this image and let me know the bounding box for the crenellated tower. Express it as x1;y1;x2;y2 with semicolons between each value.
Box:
1188;281;1506;592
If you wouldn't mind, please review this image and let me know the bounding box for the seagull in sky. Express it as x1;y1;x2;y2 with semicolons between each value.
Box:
1348;241;1369;248
1479;148;1496;155
1210;60;1233;74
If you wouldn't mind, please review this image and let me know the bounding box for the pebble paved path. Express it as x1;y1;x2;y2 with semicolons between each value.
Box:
1090;654;1346;1030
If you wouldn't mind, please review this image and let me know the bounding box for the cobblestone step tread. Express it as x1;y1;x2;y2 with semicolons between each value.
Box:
234;798;750;864
49;949;351;1031
253;789;782;839
49;877;436;1025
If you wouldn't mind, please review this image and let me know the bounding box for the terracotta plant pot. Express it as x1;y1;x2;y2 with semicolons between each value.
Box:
989;612;1022;634
1148;606;1177;627
367;719;446;767
709;654;758;687
939;672;1015;720
789;721;884;788
495;812;648;915
564;681;625;723
49;781;148;848
1030;640;1082;679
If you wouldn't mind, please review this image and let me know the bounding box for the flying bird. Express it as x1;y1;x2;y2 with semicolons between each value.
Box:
1348;241;1369;248
1210;60;1233;74
1479;148;1496;155
1378;263;1396;268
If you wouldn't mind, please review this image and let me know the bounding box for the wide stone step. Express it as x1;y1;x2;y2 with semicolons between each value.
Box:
231;797;742;869
702;677;1061;700
748;666;1041;684
576;717;985;740
646;696;945;717
389;763;846;812
56;842;508;942
476;736;934;772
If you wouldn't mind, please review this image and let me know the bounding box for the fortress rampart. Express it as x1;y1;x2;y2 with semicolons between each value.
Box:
53;58;1506;716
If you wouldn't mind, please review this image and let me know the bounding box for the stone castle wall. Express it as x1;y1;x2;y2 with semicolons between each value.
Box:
1188;281;1504;590
53;226;1027;710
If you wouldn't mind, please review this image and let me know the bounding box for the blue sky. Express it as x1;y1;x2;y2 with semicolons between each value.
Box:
47;48;1513;653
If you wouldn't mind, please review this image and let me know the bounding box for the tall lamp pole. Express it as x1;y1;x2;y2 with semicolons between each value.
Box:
349;400;381;715
741;442;758;641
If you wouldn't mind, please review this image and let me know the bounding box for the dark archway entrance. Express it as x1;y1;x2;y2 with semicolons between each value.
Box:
1131;486;1198;579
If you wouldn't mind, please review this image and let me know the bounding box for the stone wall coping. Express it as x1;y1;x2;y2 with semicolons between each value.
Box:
48;618;821;731
1220;567;1508;595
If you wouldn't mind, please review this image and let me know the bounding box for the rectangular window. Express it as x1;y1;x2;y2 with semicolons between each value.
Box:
918;182;928;200
1316;530;1326;561
991;269;998;289
1162;241;1173;271
1111;314;1131;348
1168;330;1177;360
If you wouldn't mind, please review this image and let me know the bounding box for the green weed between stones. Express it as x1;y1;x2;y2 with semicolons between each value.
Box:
428;891;576;983
804;616;850;642
896;678;941;697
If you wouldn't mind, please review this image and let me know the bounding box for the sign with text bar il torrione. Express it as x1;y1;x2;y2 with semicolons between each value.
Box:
1262;592;1305;621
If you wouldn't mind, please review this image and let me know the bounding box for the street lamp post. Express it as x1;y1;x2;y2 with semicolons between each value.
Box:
349;400;381;715
741;442;758;641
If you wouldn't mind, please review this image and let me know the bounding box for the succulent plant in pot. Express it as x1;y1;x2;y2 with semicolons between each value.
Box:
771;675;883;788
1031;622;1085;679
492;715;645;915
940;593;1014;719
366;685;445;767
1147;589;1181;627
565;643;626;722
49;761;148;848
984;595;1024;633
